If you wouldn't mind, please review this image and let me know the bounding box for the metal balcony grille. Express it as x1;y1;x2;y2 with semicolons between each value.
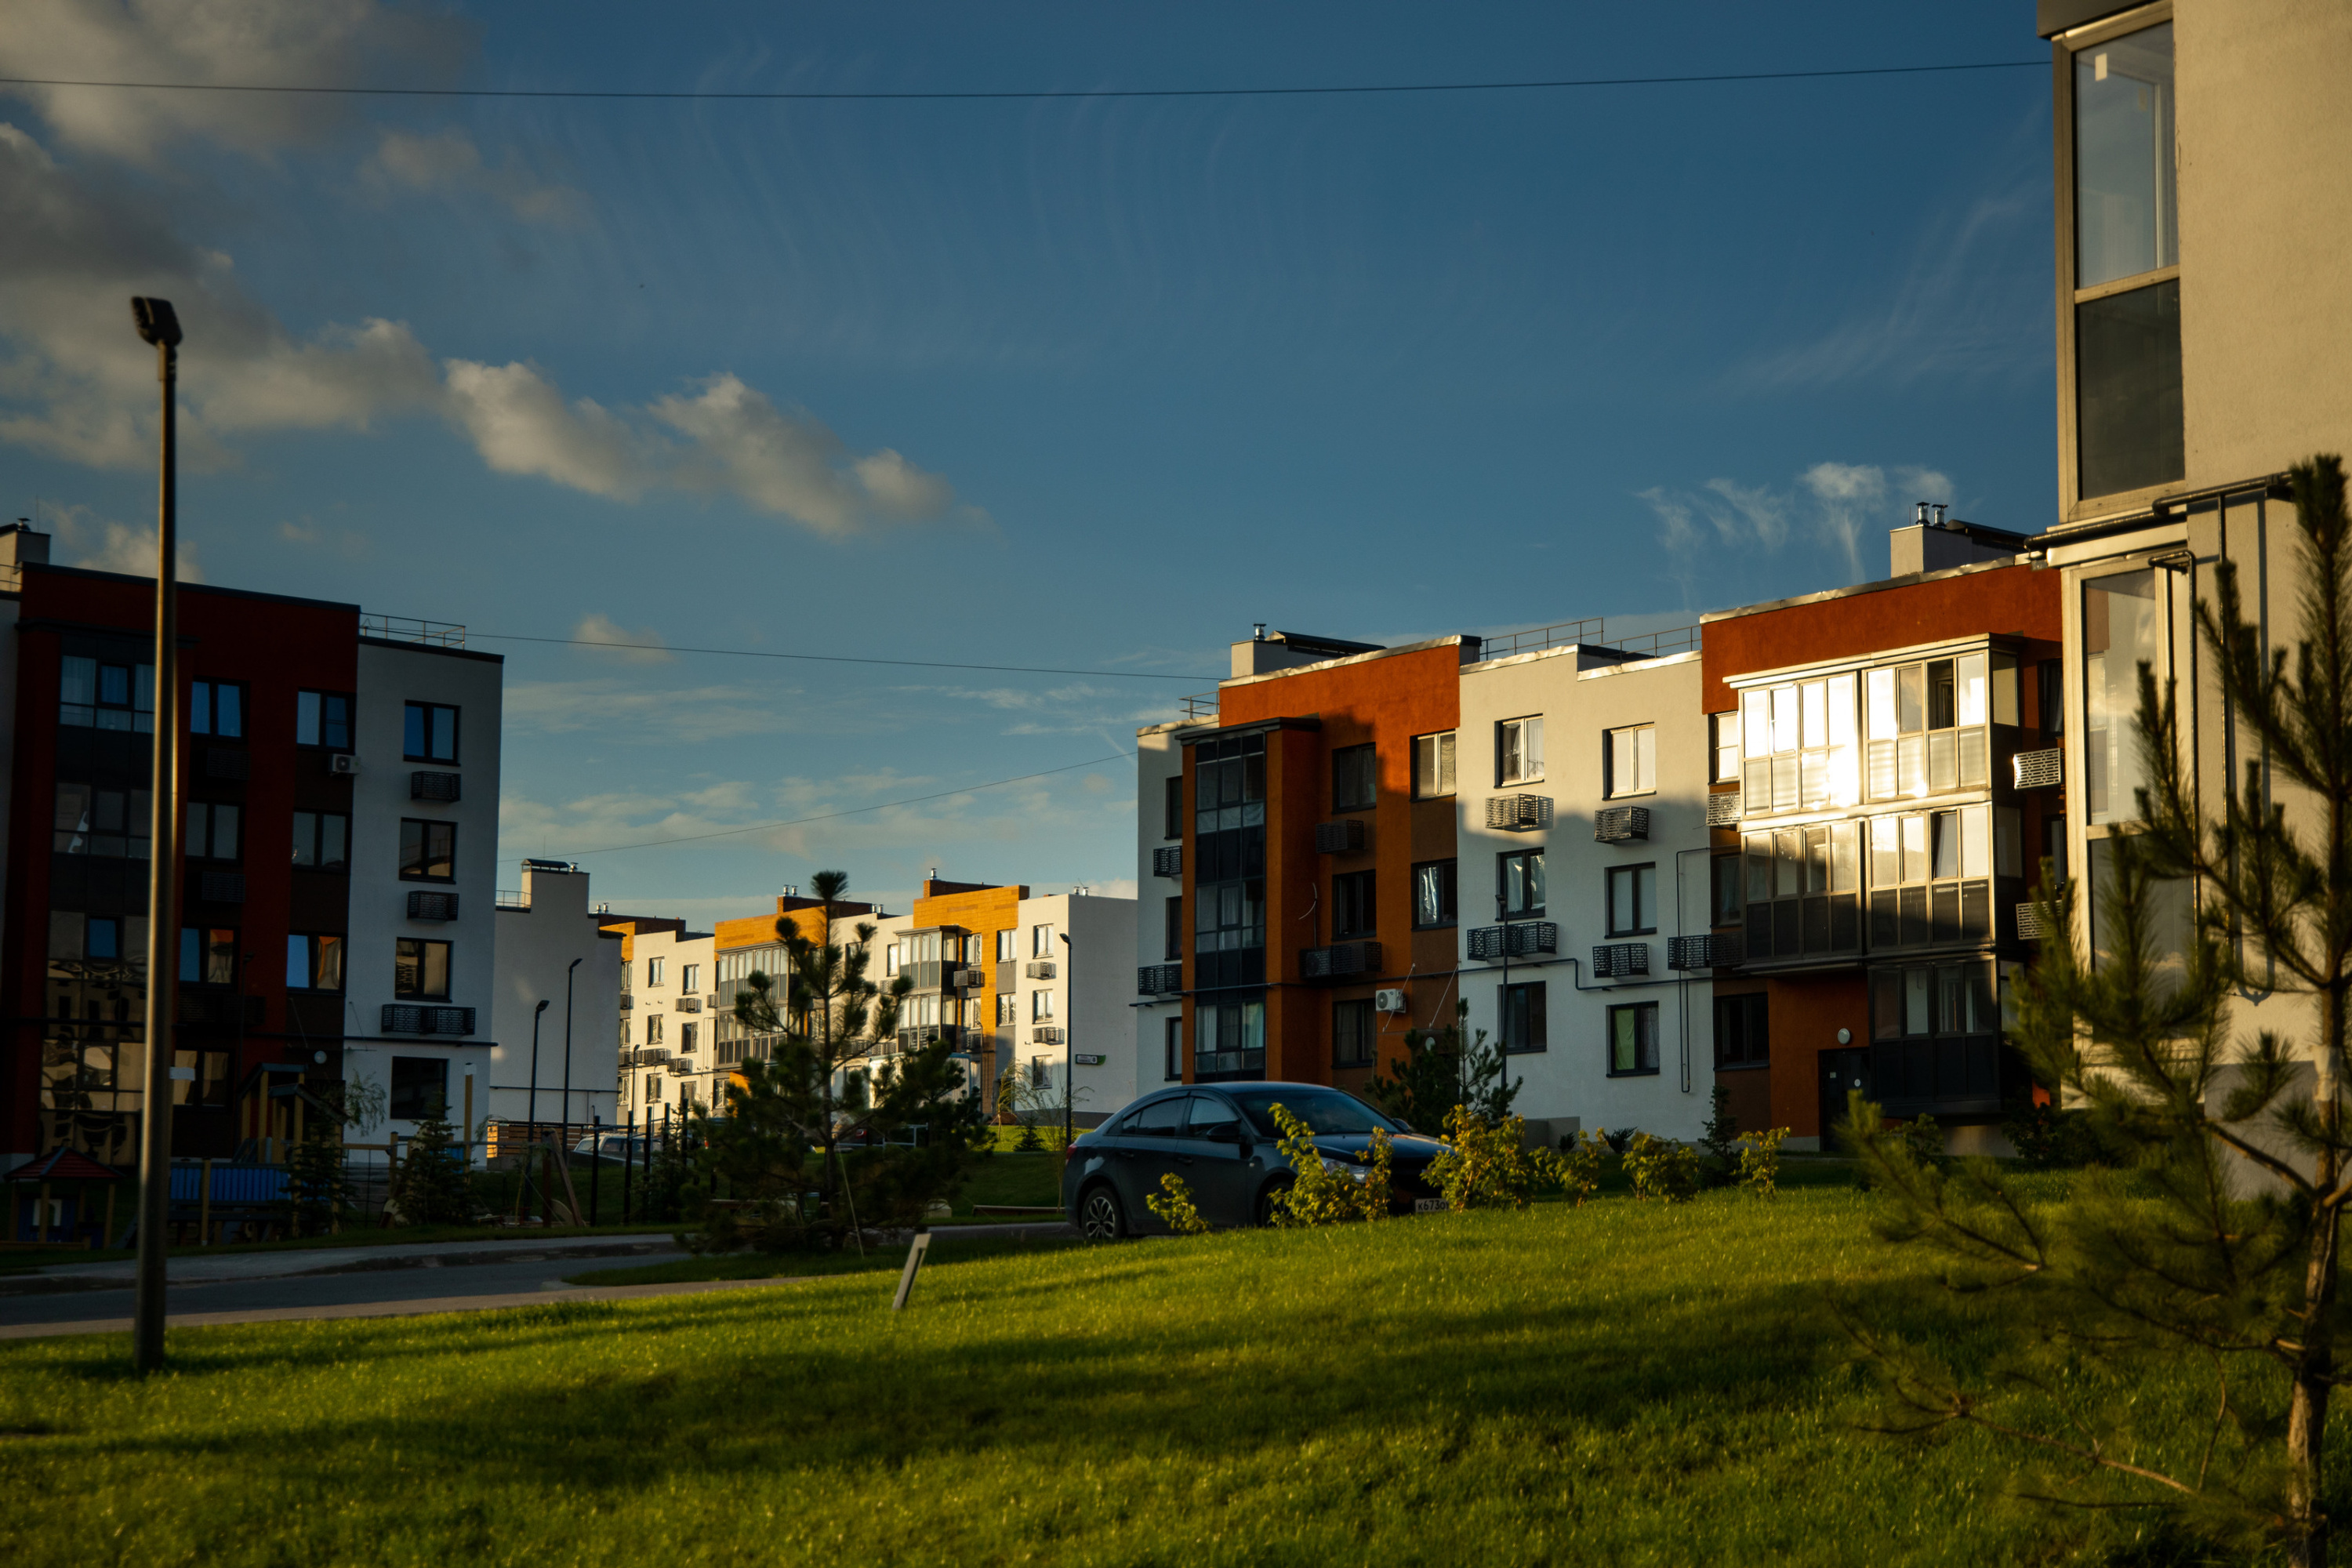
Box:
2013;748;2063;790
1138;963;1182;996
1152;845;1182;878
2016;902;2053;940
381;1004;477;1036
1032;1026;1066;1046
410;770;462;802
1486;794;1552;833
405;890;458;921
1667;934;1742;971
199;871;245;903
676;996;702;1013
1467;922;1558;961
1706;790;1742;827
618;993;633;1010
1590;942;1650;978
1594;805;1651;843
1025;960;1058;980
1299;940;1381;981
1314;818;1366;855
951;967;986;989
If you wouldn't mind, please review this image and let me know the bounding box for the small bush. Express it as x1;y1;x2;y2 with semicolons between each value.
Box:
1620;1133;1699;1203
1555;1131;1609;1207
2000;1099;2100;1168
1735;1127;1790;1198
1900;1115;1944;1163
1603;1127;1639;1155
1266;1103;1392;1225
1428;1107;1561;1210
1146;1173;1212;1235
1697;1087;1741;1187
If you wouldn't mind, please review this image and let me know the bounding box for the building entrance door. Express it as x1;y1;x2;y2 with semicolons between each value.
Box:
1818;1049;1873;1153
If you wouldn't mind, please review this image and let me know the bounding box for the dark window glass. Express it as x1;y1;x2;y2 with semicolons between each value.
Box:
2037;659;2065;736
286;933;346;991
1606;864;1658;936
296;690;353;750
1711;855;1743;927
1714;993;1769;1069
1164;775;1182;839
1609;1002;1659;1075
187;801;241;861
1333;869;1377;939
1164;896;1184;960
1333;999;1375;1068
179;927;236;985
1413;859;1457;928
394;938;451;999
1332;744;1377;811
2077;280;2183;499
1182;1093;1245;1138
189;681;245;738
1501;982;1547;1054
1499;850;1544;917
404;702;460;763
390;1056;449;1121
1125;1094;1185;1136
1163;1018;1184;1080
292;811;350;870
399;818;456;881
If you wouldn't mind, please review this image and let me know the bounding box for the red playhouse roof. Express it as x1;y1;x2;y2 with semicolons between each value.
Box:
4;1149;124;1183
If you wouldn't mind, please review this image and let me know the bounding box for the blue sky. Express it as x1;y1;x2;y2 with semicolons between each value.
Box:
0;2;2056;924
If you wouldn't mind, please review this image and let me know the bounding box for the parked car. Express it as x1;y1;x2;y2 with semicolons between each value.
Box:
1060;1081;1449;1237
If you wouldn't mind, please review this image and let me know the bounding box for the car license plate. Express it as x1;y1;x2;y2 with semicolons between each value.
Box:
1413;1198;1444;1214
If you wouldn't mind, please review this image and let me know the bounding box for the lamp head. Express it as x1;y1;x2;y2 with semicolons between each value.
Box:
130;296;183;348
536;999;551;1014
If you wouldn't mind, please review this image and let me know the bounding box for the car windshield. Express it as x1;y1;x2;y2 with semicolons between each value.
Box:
1228;1087;1398;1138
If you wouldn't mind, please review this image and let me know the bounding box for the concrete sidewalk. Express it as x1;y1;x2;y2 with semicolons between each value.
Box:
0;1230;682;1295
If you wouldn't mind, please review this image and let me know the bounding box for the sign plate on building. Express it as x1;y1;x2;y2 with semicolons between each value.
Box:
1073;1053;1107;1066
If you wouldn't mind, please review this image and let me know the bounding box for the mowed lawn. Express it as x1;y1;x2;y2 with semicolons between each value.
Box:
0;1184;2269;1566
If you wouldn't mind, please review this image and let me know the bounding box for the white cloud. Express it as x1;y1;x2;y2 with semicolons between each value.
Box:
46;503;202;580
1640;459;1961;589
362;127;586;225
571;612;675;666
1802;463;1955;580
0;0;474;164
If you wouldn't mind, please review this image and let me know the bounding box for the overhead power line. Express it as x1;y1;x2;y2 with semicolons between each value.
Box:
0;60;2046;105
468;630;1214;681
566;750;1135;857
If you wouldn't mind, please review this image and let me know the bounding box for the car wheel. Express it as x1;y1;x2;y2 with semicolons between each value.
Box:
1077;1184;1125;1240
1254;1176;1294;1228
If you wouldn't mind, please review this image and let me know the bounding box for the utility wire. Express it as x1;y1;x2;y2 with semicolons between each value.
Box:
467;630;1214;681
566;750;1135;857
0;60;2047;104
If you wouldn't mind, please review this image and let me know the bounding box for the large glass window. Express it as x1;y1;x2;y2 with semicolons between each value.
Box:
1331;744;1377;811
1332;869;1377;939
287;933;346;991
1867;806;1992;949
1498;849;1544;918
1740;674;1857;815
2085;568;2160;825
1411;731;1457;800
399;818;456;881
292;811;350;870
54;782;151;859
296;690;353;750
1715;993;1768;1069
1194;998;1265;1080
394;938;451;999
1196;878;1265;952
1606;864;1657;937
1606;1001;1656;1076
180;927;237;985
1742;822;1860;960
403;702;460;764
1864;655;1988;800
1497;716;1544;786
1193;733;1269;988
60;656;155;732
1869;960;2002;1114
1413;859;1457;929
1503;982;1548;1055
189;681;245;739
390;1057;449;1121
1605;725;1657;798
1333;998;1375;1068
2074;24;2176;289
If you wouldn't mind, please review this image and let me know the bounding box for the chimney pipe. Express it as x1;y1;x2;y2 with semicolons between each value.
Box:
1252;623;1265;641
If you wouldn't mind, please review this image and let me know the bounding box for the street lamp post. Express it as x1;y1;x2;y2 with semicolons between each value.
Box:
524;999;549;1224
129;296;183;1376
1057;931;1074;1152
1494;889;1515;1105
560;957;581;1153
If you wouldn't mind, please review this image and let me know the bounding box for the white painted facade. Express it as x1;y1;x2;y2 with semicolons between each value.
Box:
342;637;503;1153
621;925;717;1117
489;861;622;1133
1006;891;1138;1127
1131;720;1200;1106
1456;644;1716;1142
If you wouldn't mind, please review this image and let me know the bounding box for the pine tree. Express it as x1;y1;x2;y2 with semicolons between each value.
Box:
1840;456;2352;1566
388;1116;474;1227
1366;1000;1519;1133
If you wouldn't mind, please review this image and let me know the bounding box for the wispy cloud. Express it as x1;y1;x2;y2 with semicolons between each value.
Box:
1639;459;1958;593
45;502;201;580
362;127;586;226
571;612;675;666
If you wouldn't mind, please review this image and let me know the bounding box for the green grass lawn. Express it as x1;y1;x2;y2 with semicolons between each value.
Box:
0;1181;2282;1566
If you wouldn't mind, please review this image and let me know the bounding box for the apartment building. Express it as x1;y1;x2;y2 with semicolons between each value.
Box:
1455;628;1715;1141
1134;717;1209;1099
1146;627;1475;1091
996;891;1136;1126
0;529;503;1181
1700;542;2063;1149
2027;1;2352;1116
488;859;622;1133
618;923;717;1114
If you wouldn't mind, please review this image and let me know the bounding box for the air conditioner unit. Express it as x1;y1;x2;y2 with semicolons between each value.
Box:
329;753;360;775
1374;988;1407;1014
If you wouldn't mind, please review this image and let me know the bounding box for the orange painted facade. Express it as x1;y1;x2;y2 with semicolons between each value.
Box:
1184;640;1469;1091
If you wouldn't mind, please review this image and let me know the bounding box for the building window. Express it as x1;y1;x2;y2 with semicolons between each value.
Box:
1164;775;1183;839
60;656;154;732
2070;23;2182;500
1333;869;1377;939
2084;569;2159;825
390;1057;449;1121
1606;864;1657;937
1864;657;1988;800
1867;806;1992;949
1413;859;1457;929
1498;849;1544;918
1334;998;1375;1068
50;911;133;964
1032;989;1055;1021
680;1022;699;1054
286;933;346;992
1715;993;1768;1069
1331;744;1377;811
53;783;150;858
884;942;901;977
647;1073;664;1102
1709;712;1740;784
1871;960;2002;1108
180;927;236;985
295;690;353;750
1605;724;1657;799
403;701;459;763
1497;716;1544;786
647;956;665;986
1028;1056;1048;1089
1608;1002;1659;1076
1032;923;1054;959
997;993;1018;1025
172;1050;232;1109
187;801;240;861
2037;659;2065;737
1163;1017;1184;1080
1744;821;1863;960
1164;897;1183;960
394;938;451;1000
292;811;350;870
1412;731;1457;800
397;818;456;882
681;963;700;993
1501;982;1547;1054
1196;878;1265;955
996;927;1018;963
647;1014;664;1044
189;681;245;738
1195;997;1266;1079
1741;673;1859;815
1710;854;1743;928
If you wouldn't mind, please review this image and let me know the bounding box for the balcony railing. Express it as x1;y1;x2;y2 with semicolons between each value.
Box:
951;967;987;989
1152;845;1182;878
2013;748;2063;790
1025;960;1057;980
2016;902;2055;941
1299;941;1381;981
1667;934;1742;971
381;1004;477;1036
1706;789;1742;827
1594;805;1650;843
1032;1025;1066;1046
618;993;633;1010
494;889;529;910
405;890;459;921
1467;922;1557;961
676;996;702;1013
1486;795;1552;833
361;612;466;648
1138;963;1182;996
1589;942;1650;978
1314;818;1366;855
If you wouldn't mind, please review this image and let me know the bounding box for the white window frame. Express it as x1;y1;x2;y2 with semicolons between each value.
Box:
1605;724;1657;799
1411;731;1457;800
1497;716;1545;786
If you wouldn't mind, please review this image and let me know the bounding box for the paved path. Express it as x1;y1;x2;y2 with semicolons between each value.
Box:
3;1229;682;1293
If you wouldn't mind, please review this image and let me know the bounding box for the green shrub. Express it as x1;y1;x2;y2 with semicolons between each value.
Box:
1428;1106;1558;1211
1735;1127;1790;1198
1999;1099;2100;1168
1620;1132;1699;1203
1555;1130;1609;1207
1265;1102;1392;1225
1696;1086;1741;1187
1145;1173;1212;1235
